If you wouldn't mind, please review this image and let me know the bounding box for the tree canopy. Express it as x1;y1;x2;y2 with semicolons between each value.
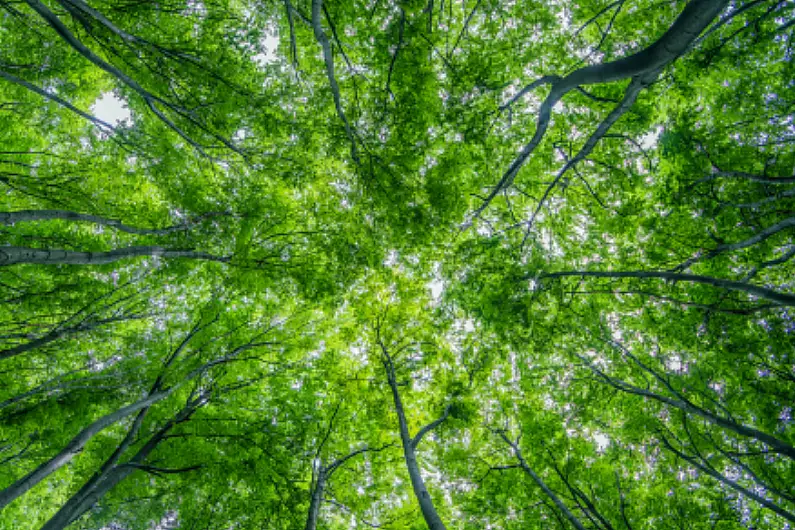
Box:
1;0;793;528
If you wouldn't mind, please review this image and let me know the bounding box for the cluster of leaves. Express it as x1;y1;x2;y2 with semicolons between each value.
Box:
1;0;794;529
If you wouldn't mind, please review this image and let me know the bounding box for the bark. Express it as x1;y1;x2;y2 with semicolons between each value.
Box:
0;68;114;131
0;209;219;235
40;399;200;530
676;216;795;270
0;246;229;266
412;405;451;450
696;170;795;186
0;315;144;361
283;0;298;67
303;442;394;529
660;437;795;524
551;461;614;530
304;468;326;530
56;0;138;43
311;0;359;163
497;431;587;530
517;75;651;227
0;389;169;509
22;0;241;156
381;349;447;530
0;321;225;510
582;357;795;459
0;371;115;411
478;0;729;211
538;270;795;306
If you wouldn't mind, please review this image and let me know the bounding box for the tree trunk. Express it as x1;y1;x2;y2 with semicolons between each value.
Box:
383;360;447;530
40;399;198;530
498;432;587;530
594;369;795;459
538;270;795;306
304;469;326;530
0;390;169;509
0;246;229;266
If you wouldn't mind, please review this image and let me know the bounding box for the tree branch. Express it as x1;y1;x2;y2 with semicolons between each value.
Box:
411;404;451;449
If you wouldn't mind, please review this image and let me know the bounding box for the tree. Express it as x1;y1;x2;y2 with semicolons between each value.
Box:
2;0;794;528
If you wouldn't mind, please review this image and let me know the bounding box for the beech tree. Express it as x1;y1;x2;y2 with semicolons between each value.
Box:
1;0;793;528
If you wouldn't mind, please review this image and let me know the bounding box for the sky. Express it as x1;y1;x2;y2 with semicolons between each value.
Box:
91;92;131;125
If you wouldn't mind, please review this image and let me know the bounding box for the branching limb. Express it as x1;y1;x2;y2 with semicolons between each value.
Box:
325;443;396;476
284;0;299;68
675;216;795;271
0;209;228;235
472;0;729;219
23;0;243;157
411;405;451;449
0;68;115;131
538;269;795;306
659;435;795;523
491;427;587;530
123;463;203;477
0;246;231;266
692;169;795;187
311;0;359;163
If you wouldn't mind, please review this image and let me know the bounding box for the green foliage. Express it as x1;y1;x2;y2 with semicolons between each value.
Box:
1;0;794;528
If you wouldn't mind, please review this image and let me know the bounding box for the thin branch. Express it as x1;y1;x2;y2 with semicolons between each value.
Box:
311;0;359;163
411;405;451;449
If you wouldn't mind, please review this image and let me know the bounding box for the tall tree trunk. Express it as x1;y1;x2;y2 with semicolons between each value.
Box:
304;468;326;530
584;360;795;459
0;390;169;509
40;398;200;530
37;338;263;527
0;246;229;266
497;431;587;530
538;270;795;306
382;357;447;530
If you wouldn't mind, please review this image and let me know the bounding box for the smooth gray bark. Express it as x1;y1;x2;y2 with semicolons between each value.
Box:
381;348;447;530
496;431;587;530
23;0;240;155
537;270;795;306
478;0;729;212
0;246;229;266
33;338;266;527
676;216;795;270
0;321;224;509
304;468;326;530
311;0;359;163
661;437;795;523
583;356;795;460
0;69;114;131
40;401;197;530
0;390;169;509
303;443;392;530
0;315;143;361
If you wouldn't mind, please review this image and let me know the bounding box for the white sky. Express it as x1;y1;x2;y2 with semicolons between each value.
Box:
253;33;280;67
91;92;131;125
